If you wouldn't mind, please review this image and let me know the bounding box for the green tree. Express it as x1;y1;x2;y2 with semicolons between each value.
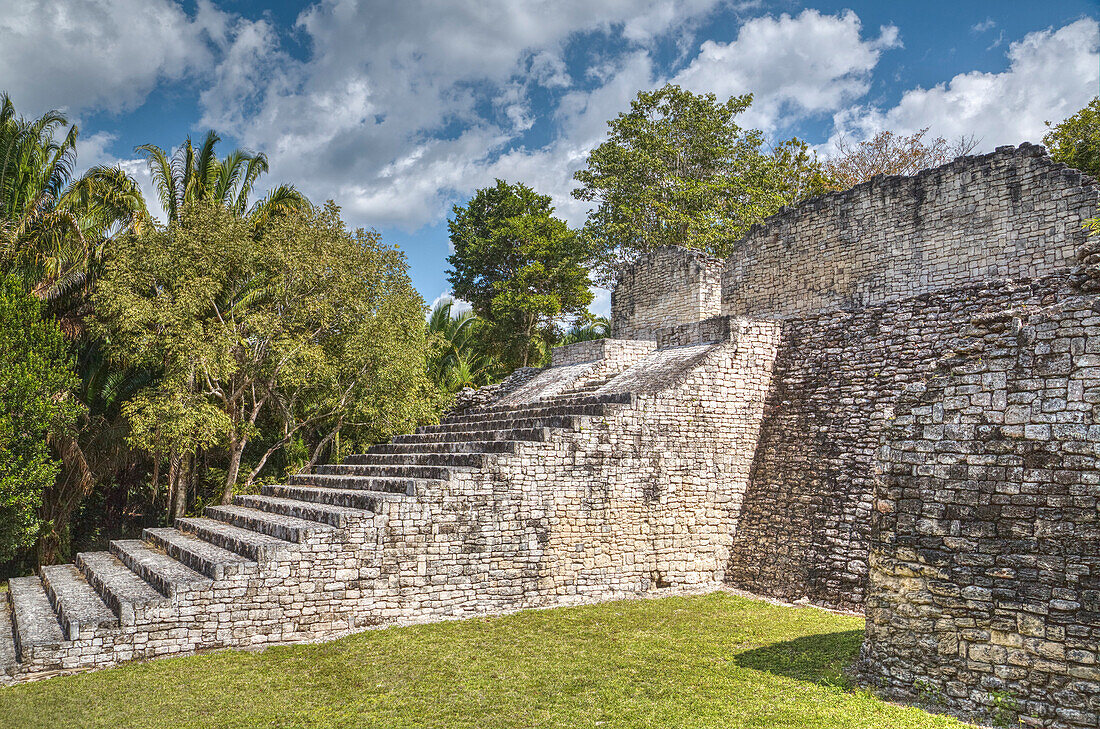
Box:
573;83;832;280
427;298;496;392
0;277;83;563
1044;97;1100;178
0;94;150;565
137;130;309;227
447;180;595;370
94;201;437;513
0;93;147;304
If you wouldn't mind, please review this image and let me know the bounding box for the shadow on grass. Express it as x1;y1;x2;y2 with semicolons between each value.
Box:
733;630;864;687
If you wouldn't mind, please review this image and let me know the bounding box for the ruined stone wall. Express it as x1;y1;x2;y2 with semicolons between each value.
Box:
724;277;1065;611
860;294;1100;729
721;144;1097;319
611;246;724;340
718;145;1099;614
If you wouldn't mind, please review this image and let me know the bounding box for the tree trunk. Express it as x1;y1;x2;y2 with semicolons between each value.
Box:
304;424;341;473
166;452;182;522
222;434;247;504
151;452;160;509
171;453;190;519
37;432;96;565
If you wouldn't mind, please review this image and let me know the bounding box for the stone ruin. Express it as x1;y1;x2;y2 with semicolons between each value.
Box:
1;143;1097;728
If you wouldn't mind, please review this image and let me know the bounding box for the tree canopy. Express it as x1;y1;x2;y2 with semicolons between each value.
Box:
94;201;438;509
0;276;83;563
0;94;147;305
1044;97;1100;178
448;180;595;369
572;83;832;280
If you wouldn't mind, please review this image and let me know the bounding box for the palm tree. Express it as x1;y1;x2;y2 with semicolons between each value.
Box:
0;94;146;305
427;298;496;391
0;94;151;565
136;130;309;227
558;316;611;345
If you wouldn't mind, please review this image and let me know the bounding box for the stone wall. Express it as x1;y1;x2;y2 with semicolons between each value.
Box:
611;246;724;340
722;144;1097;319
724;276;1066;611
860;293;1100;729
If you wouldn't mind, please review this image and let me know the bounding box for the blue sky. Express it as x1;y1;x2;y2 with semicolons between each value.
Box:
2;1;1098;316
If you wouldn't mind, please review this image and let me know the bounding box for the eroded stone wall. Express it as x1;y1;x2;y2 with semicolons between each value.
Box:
611;246;724;340
722;144;1097;319
860;294;1100;729
724;276;1065;611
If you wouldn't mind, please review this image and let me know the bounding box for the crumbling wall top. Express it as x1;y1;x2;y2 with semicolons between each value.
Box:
722;143;1099;319
610;246;724;341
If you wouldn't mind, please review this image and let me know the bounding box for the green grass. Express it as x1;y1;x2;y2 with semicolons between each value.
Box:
0;592;968;729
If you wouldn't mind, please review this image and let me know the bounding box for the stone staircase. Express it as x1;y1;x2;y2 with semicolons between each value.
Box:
0;377;638;682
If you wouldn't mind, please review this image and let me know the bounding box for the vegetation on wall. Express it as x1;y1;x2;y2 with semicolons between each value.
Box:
822;128;979;189
1044;96;1100;179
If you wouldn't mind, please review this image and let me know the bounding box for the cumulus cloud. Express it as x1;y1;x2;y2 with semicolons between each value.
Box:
428;293;472;318
0;0;222;115
196;0;727;229
672;9;901;131
830;18;1099;152
200;4;904;233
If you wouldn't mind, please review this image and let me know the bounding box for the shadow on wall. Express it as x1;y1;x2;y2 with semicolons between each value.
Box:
733;629;864;687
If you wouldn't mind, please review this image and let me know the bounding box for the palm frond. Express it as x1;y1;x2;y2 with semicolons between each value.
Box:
247;184;310;228
136;144;178;224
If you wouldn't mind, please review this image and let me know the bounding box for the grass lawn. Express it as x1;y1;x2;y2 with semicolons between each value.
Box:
0;591;968;729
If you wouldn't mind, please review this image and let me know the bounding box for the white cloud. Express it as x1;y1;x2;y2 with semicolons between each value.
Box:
831;18;1099;152
196;4;910;234
197;0;727;230
971;18;996;33
591;287;612;318
672;9;901;132
428;292;473;319
0;0;220;115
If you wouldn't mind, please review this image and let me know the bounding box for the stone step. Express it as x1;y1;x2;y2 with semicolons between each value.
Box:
286;473;434;496
342;452;488;468
0;592;17;676
233;494;372;529
109;540;212;598
417;414;584;436
440;401;615;426
144;527;255;581
40;564;118;640
262;484;400;511
311;462;457;480
366;439;520;455
176;517;292;562
464;391;631;417
205;505;336;544
392;426;549;445
76;551;169;626
8;577;64;658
